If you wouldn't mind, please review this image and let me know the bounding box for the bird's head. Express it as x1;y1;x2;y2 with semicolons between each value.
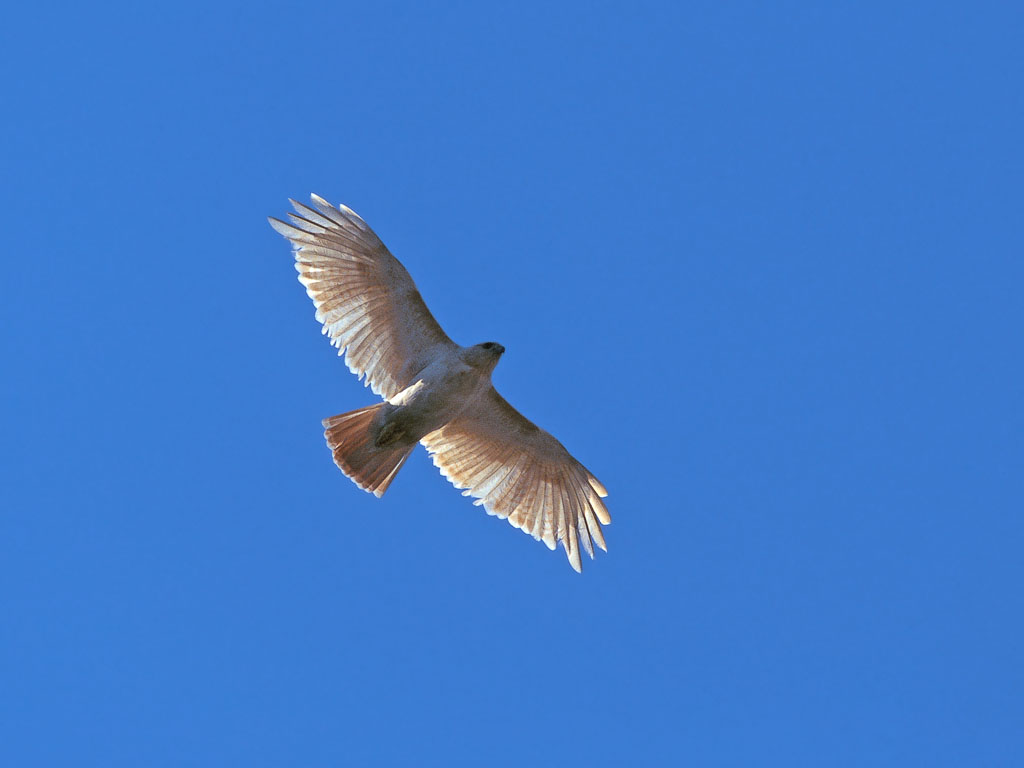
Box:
464;341;505;371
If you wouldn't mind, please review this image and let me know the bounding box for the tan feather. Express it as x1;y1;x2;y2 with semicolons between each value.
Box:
268;198;454;400
422;387;609;572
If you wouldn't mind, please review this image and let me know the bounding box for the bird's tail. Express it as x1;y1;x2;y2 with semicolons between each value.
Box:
322;404;414;498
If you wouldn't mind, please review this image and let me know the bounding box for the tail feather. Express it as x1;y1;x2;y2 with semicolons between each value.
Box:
322;404;413;498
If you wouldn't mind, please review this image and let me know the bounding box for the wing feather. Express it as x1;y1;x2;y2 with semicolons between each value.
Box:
270;195;455;399
422;387;610;572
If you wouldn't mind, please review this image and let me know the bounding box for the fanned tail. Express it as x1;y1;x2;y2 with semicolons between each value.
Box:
322;404;413;498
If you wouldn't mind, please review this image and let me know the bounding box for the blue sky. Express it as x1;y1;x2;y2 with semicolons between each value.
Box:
2;1;1022;765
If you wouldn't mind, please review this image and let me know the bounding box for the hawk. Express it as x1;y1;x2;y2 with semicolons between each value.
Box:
269;195;610;571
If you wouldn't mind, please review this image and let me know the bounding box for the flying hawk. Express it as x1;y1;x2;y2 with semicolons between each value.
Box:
269;195;610;571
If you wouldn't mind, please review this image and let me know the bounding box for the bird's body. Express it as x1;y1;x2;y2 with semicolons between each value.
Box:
372;345;498;448
270;195;609;571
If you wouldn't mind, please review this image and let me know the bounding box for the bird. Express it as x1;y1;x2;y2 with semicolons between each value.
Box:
269;195;610;571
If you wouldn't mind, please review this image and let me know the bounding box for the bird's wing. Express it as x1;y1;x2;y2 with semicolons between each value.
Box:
269;195;455;400
421;387;610;572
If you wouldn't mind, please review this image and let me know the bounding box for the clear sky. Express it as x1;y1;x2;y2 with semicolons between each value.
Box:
2;2;1021;765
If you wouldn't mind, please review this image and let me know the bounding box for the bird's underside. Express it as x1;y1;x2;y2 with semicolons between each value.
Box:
269;194;610;572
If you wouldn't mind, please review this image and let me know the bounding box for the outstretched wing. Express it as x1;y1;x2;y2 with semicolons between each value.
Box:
269;195;455;400
421;387;610;572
